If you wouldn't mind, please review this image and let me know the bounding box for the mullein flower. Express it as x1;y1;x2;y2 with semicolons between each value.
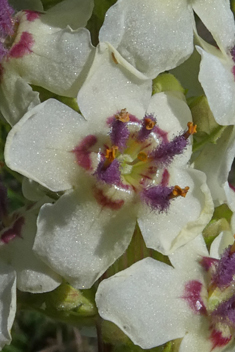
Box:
0;0;94;125
0;184;61;293
5;44;213;289
99;0;234;79
96;232;235;352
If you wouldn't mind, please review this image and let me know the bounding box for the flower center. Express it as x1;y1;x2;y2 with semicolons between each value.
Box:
73;109;196;212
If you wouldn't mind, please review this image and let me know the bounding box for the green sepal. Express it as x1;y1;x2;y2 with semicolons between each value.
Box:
203;204;233;248
152;73;186;99
40;0;63;11
189;96;227;153
18;283;98;327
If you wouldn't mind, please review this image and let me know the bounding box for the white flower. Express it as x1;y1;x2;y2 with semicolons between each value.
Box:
96;232;235;352
5;44;213;289
0;185;61;293
0;0;94;125
99;0;233;79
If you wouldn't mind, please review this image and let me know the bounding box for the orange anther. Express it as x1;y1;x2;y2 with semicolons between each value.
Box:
170;185;189;199
137;152;148;162
111;52;118;64
183;122;197;139
105;146;118;162
115;108;130;123
144;117;156;130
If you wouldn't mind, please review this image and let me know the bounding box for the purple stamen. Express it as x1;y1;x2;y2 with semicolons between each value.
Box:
95;159;121;185
137;114;156;142
110;119;129;150
212;294;235;328
212;246;235;289
0;0;15;37
151;135;188;166
140;185;173;212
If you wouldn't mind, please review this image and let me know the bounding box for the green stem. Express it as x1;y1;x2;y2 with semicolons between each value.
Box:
192;125;227;152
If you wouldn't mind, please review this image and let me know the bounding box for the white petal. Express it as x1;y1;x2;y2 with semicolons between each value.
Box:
22;178;47;201
43;0;94;29
34;186;137;289
194;126;235;208
0;263;16;350
139;168;213;254
197;47;235;125
179;329;212;352
0;67;40;126
5;99;88;192
169;234;208;275
96;257;200;349
18;22;94;97
99;0;194;78
0;210;62;293
192;0;235;54
146;92;193;165
77;43;152;121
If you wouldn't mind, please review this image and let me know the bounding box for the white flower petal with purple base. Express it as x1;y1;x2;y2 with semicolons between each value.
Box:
96;257;201;349
197;46;235;126
5;99;87;192
210;231;234;259
138;168;213;254
179;328;216;352
99;0;194;78
42;0;94;29
77;43;152;121
192;0;235;54
34;186;137;289
0;262;16;350
194;126;235;210
0;209;62;293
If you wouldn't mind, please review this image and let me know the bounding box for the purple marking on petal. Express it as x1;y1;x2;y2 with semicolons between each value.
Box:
232;66;235;80
212;295;235;329
182;280;207;315
200;257;219;272
231;46;235;63
110;119;130;150
153;125;168;143
209;327;232;350
72;135;97;171
95;159;121;185
1;216;24;243
141;185;173;212
160;169;170;187
129;114;141;124
9;31;34;58
93;186;124;210
151;135;188;167
137;114;156;142
0;183;8;220
0;0;15;37
24;10;40;22
212;246;235;289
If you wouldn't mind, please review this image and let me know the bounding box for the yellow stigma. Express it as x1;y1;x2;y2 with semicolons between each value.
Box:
137;152;148;162
144;117;156;130
115;108;130;123
170;185;189;199
183;122;197;139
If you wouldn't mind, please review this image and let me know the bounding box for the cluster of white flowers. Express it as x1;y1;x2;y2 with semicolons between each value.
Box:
1;0;235;351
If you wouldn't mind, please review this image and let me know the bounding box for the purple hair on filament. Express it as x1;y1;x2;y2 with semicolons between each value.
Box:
151;135;188;167
212;246;235;289
95;158;121;185
141;185;173;212
137;114;156;142
110;118;130;151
